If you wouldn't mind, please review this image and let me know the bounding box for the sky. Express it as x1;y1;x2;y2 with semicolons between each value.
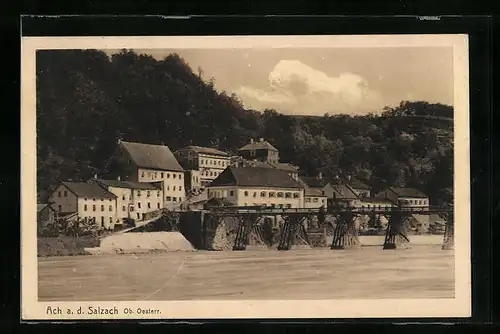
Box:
105;47;454;116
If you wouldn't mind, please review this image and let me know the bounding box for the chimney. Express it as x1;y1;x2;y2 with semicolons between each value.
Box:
250;138;254;143
117;176;121;181
259;138;264;142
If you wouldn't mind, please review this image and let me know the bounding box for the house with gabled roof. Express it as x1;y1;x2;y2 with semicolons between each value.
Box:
48;181;118;229
174;145;231;189
106;139;186;209
91;178;163;222
375;186;429;208
207;166;303;208
238;138;280;164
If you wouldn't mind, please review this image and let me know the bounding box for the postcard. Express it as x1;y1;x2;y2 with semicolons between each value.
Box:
21;34;470;320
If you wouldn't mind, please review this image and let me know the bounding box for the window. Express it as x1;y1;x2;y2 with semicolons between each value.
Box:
93;198;96;201
157;191;160;197
157;203;160;209
101;205;104;211
92;205;96;211
305;198;311;203
161;172;164;178
148;202;151;209
58;191;61;197
277;192;284;198
293;193;299;198
122;195;125;200
64;191;67;197
137;202;141;209
101;217;104;227
230;190;234;196
260;191;266;197
84;197;88;201
179;186;183;191
286;204;292;208
122;206;126;212
58;205;62;211
167;173;170;179
244;191;248;196
129;195;132;200
173;197;177;202
167;185;170;191
154;172;157;178
101;198;104;202
109;205;113;211
141;171;145;178
166;196;171;201
179;197;182;201
147;191;151;197
285;192;291;198
173;174;177;179
137;190;141;197
173;186;176;191
269;192;276;198
322;199;326;204
253;192;257;198
179;174;182;179
83;204;88;211
200;159;204;165
109;217;112;224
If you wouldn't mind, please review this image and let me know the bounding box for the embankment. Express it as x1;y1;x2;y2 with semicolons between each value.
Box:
38;236;100;257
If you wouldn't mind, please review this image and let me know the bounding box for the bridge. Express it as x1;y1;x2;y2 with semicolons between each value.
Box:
204;205;454;251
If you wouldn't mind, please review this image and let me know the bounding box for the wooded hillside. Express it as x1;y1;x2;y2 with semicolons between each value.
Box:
36;49;454;204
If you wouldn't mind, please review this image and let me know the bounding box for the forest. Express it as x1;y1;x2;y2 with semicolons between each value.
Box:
36;49;454;205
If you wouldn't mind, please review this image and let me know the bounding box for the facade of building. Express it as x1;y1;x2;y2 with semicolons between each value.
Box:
174;145;230;188
48;181;117;229
303;187;328;209
375;187;430;208
230;156;299;180
237;138;280;164
106;140;186;208
326;184;362;208
183;169;202;194
207;166;303;208
92;179;163;222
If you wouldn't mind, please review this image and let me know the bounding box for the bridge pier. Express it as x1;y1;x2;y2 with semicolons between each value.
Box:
383;211;410;250
277;216;311;250
442;210;454;250
233;214;267;251
331;212;360;250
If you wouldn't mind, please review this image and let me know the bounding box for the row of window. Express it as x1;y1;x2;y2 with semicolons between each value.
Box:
165;185;183;191
305;198;326;203
243;191;300;199
83;204;114;212
202;170;222;177
200;158;229;168
140;171;182;180
165;196;183;202
401;199;428;206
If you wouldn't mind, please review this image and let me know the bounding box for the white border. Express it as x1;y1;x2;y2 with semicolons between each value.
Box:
21;34;470;320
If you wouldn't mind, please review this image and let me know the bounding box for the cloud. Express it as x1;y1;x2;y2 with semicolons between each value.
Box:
234;60;384;116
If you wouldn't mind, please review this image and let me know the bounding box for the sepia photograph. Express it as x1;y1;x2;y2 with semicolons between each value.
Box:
21;34;470;319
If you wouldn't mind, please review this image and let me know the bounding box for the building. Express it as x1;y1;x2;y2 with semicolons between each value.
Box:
92;178;163;222
174;145;231;188
326;184;362;208
375;187;429;208
375;187;430;233
237;138;280;164
207;166;303;208
107;140;186;208
48;181;117;229
37;203;57;223
359;197;395;210
328;175;371;197
303;187;328;209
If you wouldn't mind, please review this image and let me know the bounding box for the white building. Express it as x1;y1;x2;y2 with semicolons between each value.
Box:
106;140;186;209
375;187;430;208
48;181;117;229
207;166;303;208
303;187;328;209
92;178;163;222
174;145;231;188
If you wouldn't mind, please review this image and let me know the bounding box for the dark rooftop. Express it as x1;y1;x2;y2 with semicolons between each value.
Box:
209;167;301;189
388;187;428;198
119;140;184;172
95;179;161;190
180;145;229;157
62;182;116;199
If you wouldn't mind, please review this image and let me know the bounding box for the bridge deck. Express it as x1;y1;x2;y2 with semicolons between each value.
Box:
208;206;452;215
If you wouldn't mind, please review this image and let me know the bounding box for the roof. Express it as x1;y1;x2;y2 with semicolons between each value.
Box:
231;158;298;173
389;187;428;198
95;179;161;190
209;167;301;189
37;203;54;212
328;177;370;190
330;184;360;200
238;140;279;152
62;182;116;199
269;162;299;173
119;140;184;172
299;177;328;188
181;145;229;157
